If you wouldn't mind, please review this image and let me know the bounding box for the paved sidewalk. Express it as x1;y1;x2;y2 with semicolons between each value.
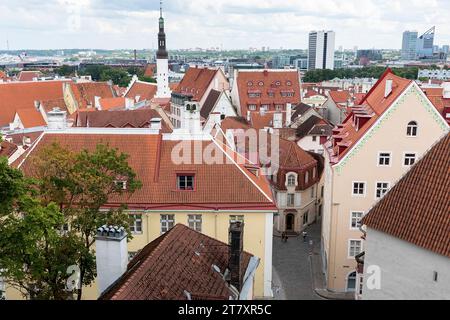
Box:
272;222;322;300
308;223;355;300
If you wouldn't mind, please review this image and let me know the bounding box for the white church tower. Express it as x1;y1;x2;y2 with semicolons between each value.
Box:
155;1;171;98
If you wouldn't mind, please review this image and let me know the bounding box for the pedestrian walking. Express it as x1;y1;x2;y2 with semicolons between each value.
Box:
302;231;308;242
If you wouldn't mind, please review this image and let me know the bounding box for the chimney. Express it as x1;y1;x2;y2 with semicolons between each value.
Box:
34;100;41;111
182;102;202;135
94;96;101;110
150;118;162;131
95;225;128;296
273;113;283;129
228;222;244;291
443;82;450;99
384;79;393;98
47;108;67;130
286;103;292;127
125;98;135;110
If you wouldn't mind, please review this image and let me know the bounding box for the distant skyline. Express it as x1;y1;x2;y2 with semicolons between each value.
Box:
1;0;450;51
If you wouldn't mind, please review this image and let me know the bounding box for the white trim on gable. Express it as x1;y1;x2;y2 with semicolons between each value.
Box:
333;81;449;170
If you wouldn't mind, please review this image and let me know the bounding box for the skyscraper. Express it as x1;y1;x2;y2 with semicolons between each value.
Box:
401;31;418;60
308;30;335;70
416;26;435;59
155;0;171;99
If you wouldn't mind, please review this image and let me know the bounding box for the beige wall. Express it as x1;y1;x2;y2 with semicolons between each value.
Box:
322;84;449;292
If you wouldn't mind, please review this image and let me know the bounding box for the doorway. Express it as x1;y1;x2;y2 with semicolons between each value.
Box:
286;214;295;232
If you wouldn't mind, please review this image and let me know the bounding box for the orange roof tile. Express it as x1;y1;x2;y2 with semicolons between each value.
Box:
16;108;46;128
144;63;156;78
18;133;276;209
236;70;301;115
174;67;219;101
18;71;42;82
99;97;126;110
69;82;116;109
0;80;69;126
329;90;351;104
125;81;157;102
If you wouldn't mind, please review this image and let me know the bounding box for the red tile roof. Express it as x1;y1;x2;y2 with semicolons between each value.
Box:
362;133;450;258
304;89;326;98
69;82;116;109
235;70;301;115
144;63;156;78
325;69;413;163
16;108;46;128
124;81;157;102
174;67;219;101
73;108;172;133
100;224;253;300
278;138;317;169
18;71;42;82
0;80;69;126
99;97;126;111
0;140;18;158
329;90;351;104
423;87;450;124
17;133;275;210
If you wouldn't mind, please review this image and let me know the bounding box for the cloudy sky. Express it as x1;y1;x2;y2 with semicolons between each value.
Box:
1;0;449;50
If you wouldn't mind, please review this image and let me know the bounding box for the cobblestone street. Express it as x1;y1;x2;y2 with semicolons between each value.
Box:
272;221;323;300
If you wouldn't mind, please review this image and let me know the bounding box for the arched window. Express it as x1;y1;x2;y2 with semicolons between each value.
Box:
305;171;309;184
346;272;357;292
407;121;418;137
287;174;296;186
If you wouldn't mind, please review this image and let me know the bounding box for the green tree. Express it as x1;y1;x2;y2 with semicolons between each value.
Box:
100;68;131;87
56;65;76;77
0;157;86;300
29;143;142;300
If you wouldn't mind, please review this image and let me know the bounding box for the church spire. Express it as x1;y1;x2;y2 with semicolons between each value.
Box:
157;0;168;59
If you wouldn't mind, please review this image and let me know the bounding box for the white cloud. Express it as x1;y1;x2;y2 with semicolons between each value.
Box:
0;0;449;49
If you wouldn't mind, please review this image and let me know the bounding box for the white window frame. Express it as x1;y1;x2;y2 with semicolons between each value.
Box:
160;214;175;234
287;193;295;207
406;121;418;137
285;172;298;187
350;211;364;230
348;239;363;258
375;181;390;200
130;214;143;234
114;180;127;190
230;215;244;224
403;152;417;167
352;181;366;197
377;151;392;167
188;214;202;232
303;211;309;226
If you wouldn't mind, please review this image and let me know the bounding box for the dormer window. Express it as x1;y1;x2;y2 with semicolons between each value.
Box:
286;81;292;86
287;174;296;186
114;180;127;190
247;81;253;87
177;174;195;191
407;121;418;137
258;81;264;86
